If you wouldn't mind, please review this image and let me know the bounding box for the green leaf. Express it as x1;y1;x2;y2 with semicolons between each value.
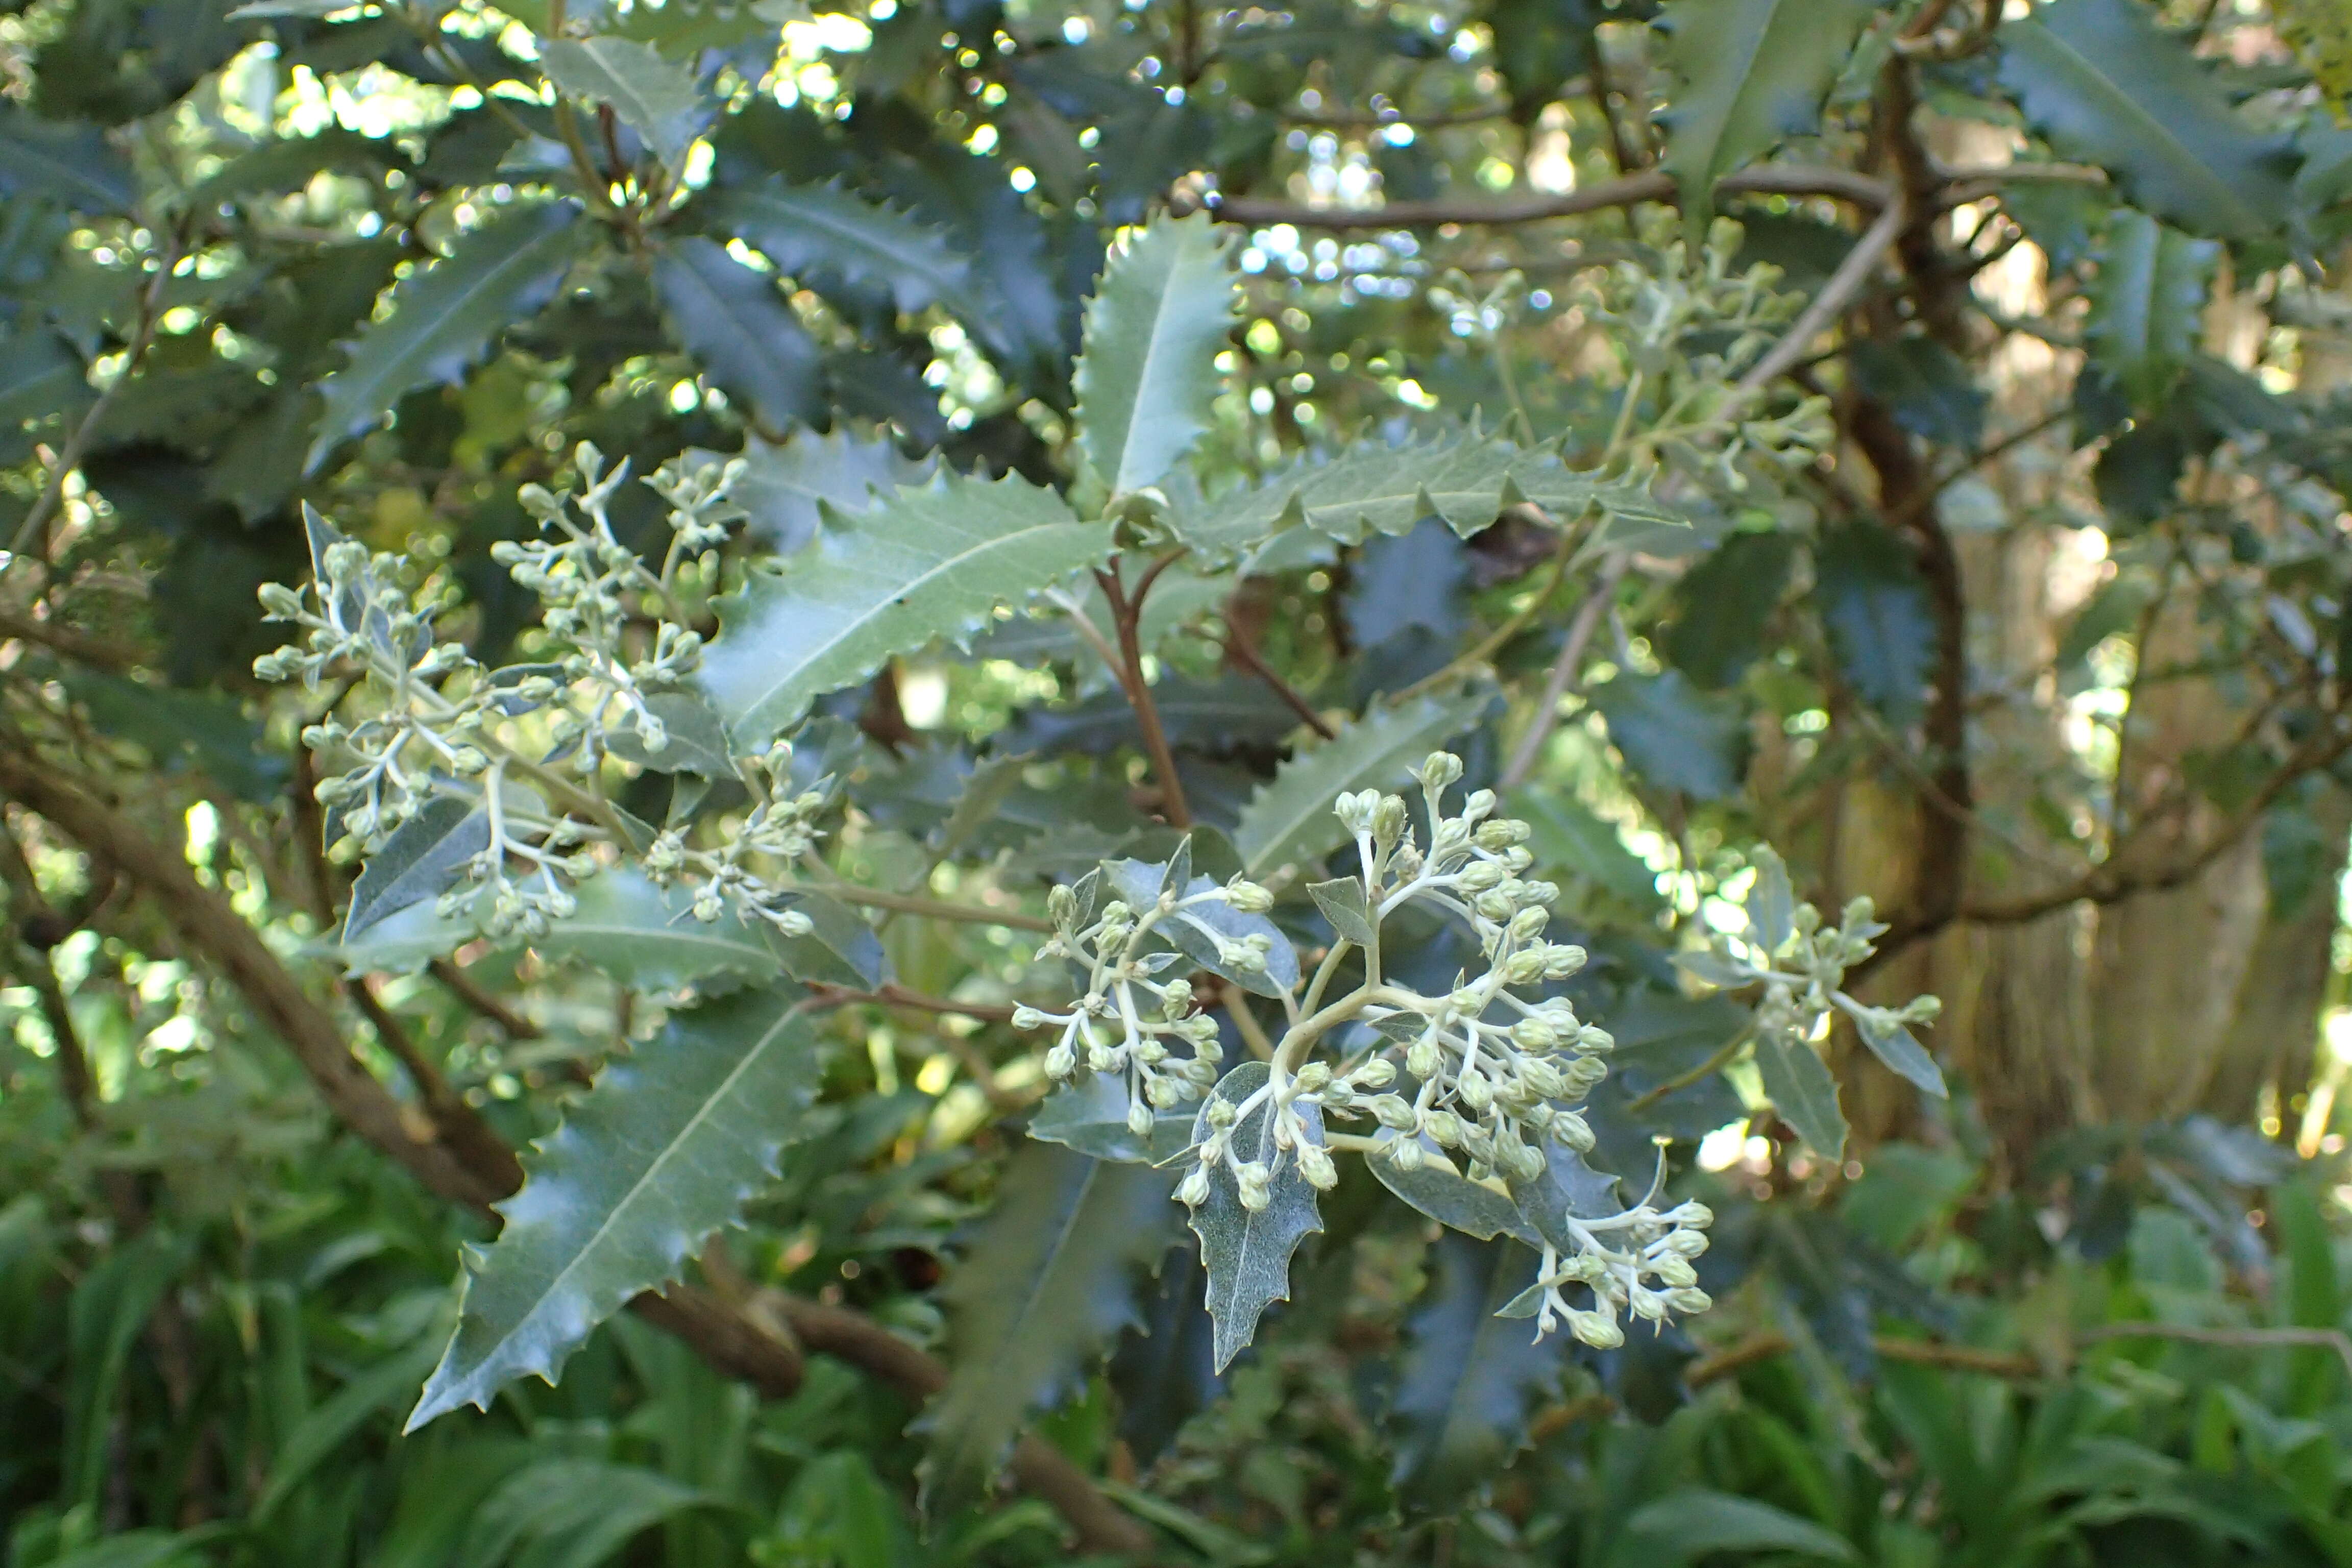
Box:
1848;336;1987;451
1233;690;1492;878
1387;1233;1561;1509
1104;857;1302;998
0;329;94;441
1073;211;1239;497
1371;1140;1543;1246
1755;1034;1846;1162
1661;530;1796;690
651;236;823;434
2085;210;2217;413
922;1141;1179;1514
1188;1062;1324;1371
1998;0;2298;239
1845;1006;1947;1099
765;889;887;989
1588;670;1747;800
1747;845;1795;953
187;128;403;209
1172;428;1612;565
1030;1074;1196;1165
1656;0;1877;236
461;1458;717;1568
716;428;934;555
537;35;708;170
1307;877;1376;947
308;201;586;472
709;177;974;316
602;691;737;777
57;667;285;800
1519;794;1664;913
342;795;487;942
407;990;821;1428
1505;1137;1625;1259
0;105;135;213
255;1332;444;1519
339;866;785;991
1618;1489;1858;1565
1814;523;1932;725
700;470;1114;742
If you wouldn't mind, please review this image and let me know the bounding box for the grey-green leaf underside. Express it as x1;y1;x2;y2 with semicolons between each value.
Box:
1189;1062;1324;1371
1755;1033;1846;1161
699;470;1114;743
921;1141;1179;1514
407;990;821;1428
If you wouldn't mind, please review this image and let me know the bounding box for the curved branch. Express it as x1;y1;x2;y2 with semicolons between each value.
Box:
1197;164;1893;231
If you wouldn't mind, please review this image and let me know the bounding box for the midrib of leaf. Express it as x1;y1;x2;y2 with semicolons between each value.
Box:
2100;214;2159;362
480;1005;797;1363
2014;21;2263;235
760;190;961;298
727;511;1086;723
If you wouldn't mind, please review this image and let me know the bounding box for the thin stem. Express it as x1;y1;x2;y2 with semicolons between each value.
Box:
11;220;189;557
1220;611;1336;739
1499;554;1627;790
812;879;1054;933
1732;195;1907;397
1095;559;1193;827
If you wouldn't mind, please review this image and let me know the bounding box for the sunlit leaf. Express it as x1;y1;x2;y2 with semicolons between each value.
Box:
408;991;821;1428
1232;690;1493;879
1073;211;1238;496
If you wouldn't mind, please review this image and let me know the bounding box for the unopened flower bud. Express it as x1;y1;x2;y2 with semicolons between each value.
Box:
1370;1095;1417;1130
1569;1310;1623;1349
1387;1136;1425;1172
1460;860;1506;892
1423;1110;1463;1148
1335;791;1377;836
1667;1286;1713;1315
1349;1058;1395;1089
1553;1111;1595;1153
1177;1167;1211;1207
1406;1038;1441;1080
1296;1142;1337;1190
1652;1256;1698;1288
1012;1006;1047;1031
1417;751;1464;790
1222;878;1273;914
1473;818;1529;850
1128;1101;1156;1138
1458;1069;1493;1112
1666;1200;1714;1230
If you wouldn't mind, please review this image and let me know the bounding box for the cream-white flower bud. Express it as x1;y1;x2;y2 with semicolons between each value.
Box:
1128;1101;1156;1138
1297;1142;1337;1190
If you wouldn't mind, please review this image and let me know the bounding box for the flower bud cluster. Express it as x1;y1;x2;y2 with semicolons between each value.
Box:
1332;752;1615;1189
1687;890;1941;1068
1016;876;1238;1137
1515;1199;1717;1349
251;448;842;958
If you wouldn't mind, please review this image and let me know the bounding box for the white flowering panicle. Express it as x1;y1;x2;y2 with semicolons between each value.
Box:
1016;750;1718;1349
1508;1193;1717;1350
253;444;818;944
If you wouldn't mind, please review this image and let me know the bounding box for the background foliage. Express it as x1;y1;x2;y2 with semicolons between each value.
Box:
8;0;2352;1561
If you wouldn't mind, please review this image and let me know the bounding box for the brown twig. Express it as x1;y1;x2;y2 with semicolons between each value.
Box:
1096;557;1193;828
1220;611;1336;740
1734;195;1907;395
1202;164;1893;231
2084;1321;2352;1383
429;956;544;1038
0;609;139;674
1498;554;1626;791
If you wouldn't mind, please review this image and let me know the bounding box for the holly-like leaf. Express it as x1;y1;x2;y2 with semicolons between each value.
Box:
1108;1238;1222;1467
701;470;1113;743
1104;857;1302;998
0;329;93;448
1072;211;1238;497
0;105;135;213
1747;845;1795;954
1506;1137;1624;1259
1814;523;1932;725
1588;670;1747;800
406;990;821;1428
1172;429;1613;565
921;1141;1179;1514
651;236;823;434
1848;336;1987;451
1030;1073;1196;1165
1188;1062;1324;1370
1656;0;1878;236
717;429;934;555
1233;689;1492;879
709;177;973;316
342;795;487;942
308;201;586;472
537;35;708;170
2085;210;2217;413
1842;1004;1947;1099
767;890;888;990
1661;530;1797;690
1998;0;2298;240
1387;1233;1563;1509
1372;1139;1543;1246
1755;1034;1846;1161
